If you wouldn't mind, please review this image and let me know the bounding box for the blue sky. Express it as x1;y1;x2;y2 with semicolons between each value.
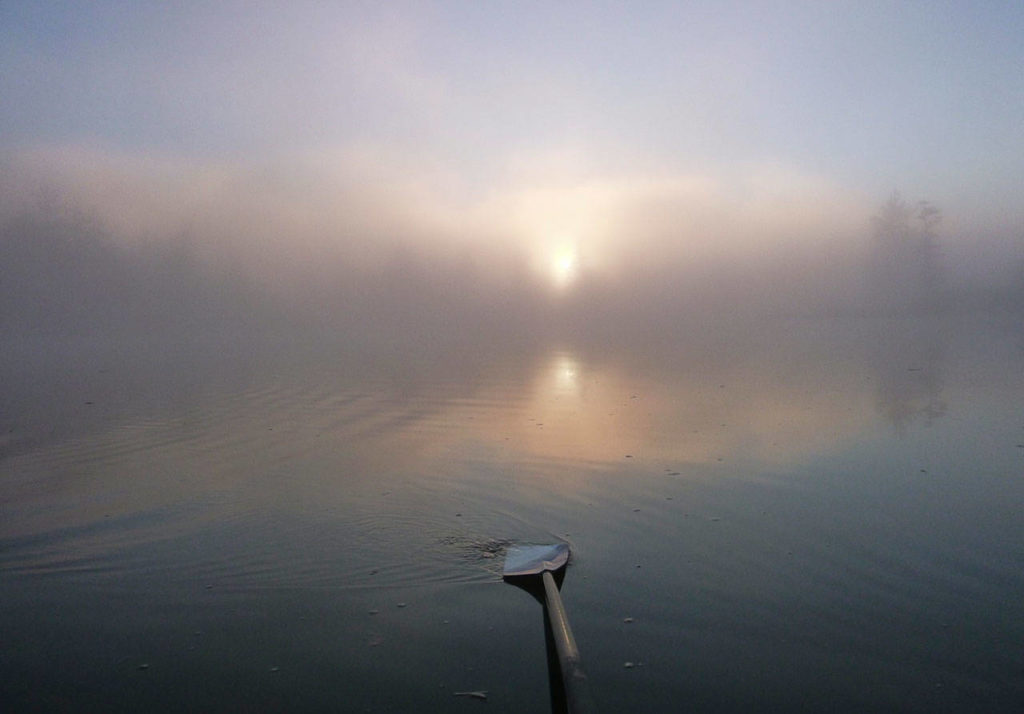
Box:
2;1;1022;282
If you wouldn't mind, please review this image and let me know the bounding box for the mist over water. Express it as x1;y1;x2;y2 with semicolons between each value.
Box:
3;171;1023;711
3;3;1024;710
3;160;1022;357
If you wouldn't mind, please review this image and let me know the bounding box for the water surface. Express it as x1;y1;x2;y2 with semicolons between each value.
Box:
2;315;1023;712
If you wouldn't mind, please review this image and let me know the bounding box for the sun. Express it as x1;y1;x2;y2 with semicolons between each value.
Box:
551;251;578;289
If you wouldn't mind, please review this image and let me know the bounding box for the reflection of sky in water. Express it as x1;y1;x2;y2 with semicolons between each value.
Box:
2;317;1023;712
7;315;1012;533
11;335;945;527
504;345;881;471
4;316;1021;539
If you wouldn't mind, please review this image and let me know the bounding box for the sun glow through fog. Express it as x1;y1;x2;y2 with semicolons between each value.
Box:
551;250;578;289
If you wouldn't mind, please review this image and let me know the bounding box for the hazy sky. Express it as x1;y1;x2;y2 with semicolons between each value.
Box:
2;1;1022;291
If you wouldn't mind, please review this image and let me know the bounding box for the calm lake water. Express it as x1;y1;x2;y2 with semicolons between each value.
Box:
2;315;1023;712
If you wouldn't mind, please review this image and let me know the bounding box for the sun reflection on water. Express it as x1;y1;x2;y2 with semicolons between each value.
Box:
552;353;580;396
500;347;880;472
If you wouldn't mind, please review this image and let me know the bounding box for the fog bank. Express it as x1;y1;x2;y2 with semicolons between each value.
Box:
3;150;1022;356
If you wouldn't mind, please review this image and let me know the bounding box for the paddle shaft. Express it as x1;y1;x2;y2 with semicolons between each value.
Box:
542;570;596;714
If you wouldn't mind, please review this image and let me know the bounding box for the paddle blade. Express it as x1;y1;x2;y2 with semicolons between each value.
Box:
503;543;570;577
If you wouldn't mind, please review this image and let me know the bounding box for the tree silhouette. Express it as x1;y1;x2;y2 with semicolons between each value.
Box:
866;192;946;314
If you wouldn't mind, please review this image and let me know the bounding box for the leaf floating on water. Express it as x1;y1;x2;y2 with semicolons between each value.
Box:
453;690;488;700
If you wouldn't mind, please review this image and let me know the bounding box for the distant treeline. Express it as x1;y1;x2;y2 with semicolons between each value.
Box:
2;198;1022;349
0;207;277;338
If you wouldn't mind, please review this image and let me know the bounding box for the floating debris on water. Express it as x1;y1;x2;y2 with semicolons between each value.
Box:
368;609;379;615
138;663;150;671
269;666;280;673
439;535;511;565
623;617;635;623
397;603;407;608
453;690;488;700
624;662;635;669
